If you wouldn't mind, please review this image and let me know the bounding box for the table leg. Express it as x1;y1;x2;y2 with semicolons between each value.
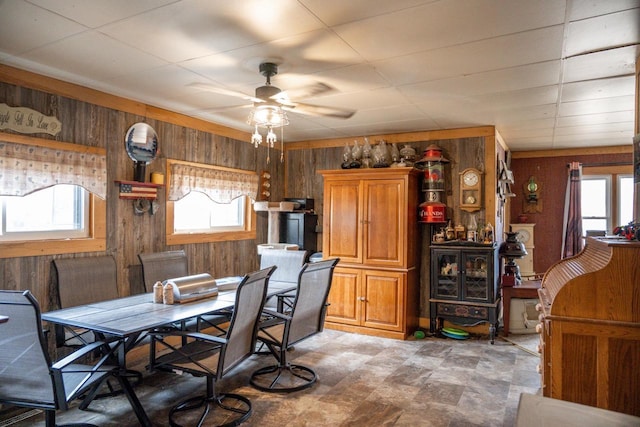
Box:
116;373;153;427
503;287;511;337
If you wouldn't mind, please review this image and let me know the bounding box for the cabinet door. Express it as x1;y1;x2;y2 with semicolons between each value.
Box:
362;270;405;332
363;179;406;268
461;251;492;302
323;180;363;263
325;267;361;326
431;249;461;299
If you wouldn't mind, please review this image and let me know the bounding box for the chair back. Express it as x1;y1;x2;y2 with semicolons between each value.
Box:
287;258;339;345
0;290;56;409
220;266;275;376
138;250;188;293
53;255;119;307
259;249;308;284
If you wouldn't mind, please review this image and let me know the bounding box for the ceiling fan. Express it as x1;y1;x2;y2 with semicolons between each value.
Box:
191;62;356;120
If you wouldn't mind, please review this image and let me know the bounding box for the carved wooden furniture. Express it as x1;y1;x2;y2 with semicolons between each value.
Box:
430;243;500;343
319;168;420;340
536;236;640;417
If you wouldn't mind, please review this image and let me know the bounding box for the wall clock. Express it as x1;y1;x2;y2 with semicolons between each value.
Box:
516;228;530;244
459;168;482;212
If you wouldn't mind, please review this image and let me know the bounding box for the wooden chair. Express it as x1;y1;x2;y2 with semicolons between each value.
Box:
148;266;276;427
250;258;339;393
0;290;124;427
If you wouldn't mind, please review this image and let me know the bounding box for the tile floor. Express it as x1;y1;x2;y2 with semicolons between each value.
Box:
1;330;541;427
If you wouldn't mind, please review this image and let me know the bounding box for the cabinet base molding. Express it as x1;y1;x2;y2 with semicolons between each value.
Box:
324;322;409;340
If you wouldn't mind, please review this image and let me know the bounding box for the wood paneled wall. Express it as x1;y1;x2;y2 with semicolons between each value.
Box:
284;137;486;320
0;64;501;335
0;79;280;322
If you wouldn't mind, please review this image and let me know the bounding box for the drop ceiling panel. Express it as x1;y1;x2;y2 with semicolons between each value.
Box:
332;0;565;61
564;9;640;57
26;0;178;28
20;31;168;83
0;1;87;55
0;1;637;151
562;46;639;83
559;95;636;116
560;76;636;102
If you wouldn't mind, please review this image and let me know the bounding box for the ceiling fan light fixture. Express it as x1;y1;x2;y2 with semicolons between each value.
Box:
247;104;288;156
248;104;289;128
251;124;263;148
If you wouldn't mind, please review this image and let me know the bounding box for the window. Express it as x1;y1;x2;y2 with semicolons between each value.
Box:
0;134;107;258
165;159;257;245
581;168;633;235
0;185;89;241
174;192;247;233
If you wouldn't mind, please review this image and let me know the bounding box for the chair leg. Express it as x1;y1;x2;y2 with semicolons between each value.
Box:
168;377;252;427
249;363;317;393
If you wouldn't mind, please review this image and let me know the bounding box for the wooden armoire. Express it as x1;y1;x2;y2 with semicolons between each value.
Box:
319;168;420;340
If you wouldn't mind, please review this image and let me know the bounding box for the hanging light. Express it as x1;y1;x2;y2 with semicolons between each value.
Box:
247;104;289;164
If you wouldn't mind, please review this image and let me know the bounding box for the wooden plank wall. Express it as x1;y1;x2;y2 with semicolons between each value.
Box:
0;64;494;337
0;80;279;325
284;137;485;320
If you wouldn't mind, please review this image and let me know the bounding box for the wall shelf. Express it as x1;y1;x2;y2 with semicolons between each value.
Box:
115;180;163;200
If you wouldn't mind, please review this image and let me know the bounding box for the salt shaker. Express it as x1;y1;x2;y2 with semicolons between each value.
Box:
163;282;175;305
153;281;163;303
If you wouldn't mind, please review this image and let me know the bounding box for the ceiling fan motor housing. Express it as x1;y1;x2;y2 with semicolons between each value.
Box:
259;62;278;79
255;85;281;101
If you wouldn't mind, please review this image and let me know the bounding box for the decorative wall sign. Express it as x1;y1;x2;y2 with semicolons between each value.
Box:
0;103;61;136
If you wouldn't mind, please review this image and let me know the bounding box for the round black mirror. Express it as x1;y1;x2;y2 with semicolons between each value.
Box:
125;123;158;182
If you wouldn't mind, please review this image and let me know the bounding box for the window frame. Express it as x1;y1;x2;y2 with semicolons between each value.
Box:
165;159;256;245
0;135;106;259
581;165;633;234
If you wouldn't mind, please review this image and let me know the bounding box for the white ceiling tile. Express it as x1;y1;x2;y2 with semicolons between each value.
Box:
569;0;640;21
0;1;88;55
554;122;634;136
1;0;637;151
20;31;168;82
562;45;639;83
561;76;635;102
564;8;640;57
332;0;565;61
98;0;324;63
300;0;436;26
399;62;562;101
25;0;179;28
557;111;635;127
375;26;564;86
559;95;635;116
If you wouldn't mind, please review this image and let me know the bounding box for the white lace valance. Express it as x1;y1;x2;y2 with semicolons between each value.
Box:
168;162;258;203
0;139;107;199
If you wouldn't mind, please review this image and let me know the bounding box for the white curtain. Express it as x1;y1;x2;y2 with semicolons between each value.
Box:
0;140;107;199
168;162;258;203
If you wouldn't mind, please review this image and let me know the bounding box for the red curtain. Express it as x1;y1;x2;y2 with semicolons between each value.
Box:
562;162;583;258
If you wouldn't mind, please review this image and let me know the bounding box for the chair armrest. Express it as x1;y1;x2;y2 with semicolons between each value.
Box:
51;340;111;370
262;308;290;320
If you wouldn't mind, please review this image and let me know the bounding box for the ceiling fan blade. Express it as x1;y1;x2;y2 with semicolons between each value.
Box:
282;102;355;119
202;104;253;113
188;83;264;104
274;82;335;102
